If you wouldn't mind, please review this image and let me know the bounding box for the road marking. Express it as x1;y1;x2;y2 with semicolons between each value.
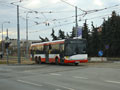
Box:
50;73;61;76
44;82;75;90
17;80;43;87
24;70;31;72
73;76;88;80
105;80;120;84
56;89;61;90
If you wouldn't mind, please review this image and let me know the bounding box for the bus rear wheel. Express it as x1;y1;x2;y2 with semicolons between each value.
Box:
38;57;41;64
35;57;39;64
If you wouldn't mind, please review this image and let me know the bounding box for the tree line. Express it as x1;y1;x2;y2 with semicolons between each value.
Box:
39;11;120;57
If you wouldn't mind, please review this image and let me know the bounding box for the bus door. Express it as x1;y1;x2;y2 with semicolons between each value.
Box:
44;45;49;63
59;44;64;63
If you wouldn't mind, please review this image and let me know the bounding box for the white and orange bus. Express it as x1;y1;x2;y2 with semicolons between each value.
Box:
30;38;88;65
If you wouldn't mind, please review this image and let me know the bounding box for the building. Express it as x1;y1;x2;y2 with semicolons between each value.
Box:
8;39;41;56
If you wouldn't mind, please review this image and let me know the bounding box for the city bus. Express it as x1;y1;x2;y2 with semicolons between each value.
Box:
30;38;88;65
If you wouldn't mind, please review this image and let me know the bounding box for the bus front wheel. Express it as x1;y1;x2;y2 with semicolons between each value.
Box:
74;63;79;66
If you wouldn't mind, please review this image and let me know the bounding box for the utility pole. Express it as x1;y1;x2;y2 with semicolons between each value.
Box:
75;6;78;37
25;11;35;59
1;24;4;55
26;14;28;59
17;5;21;64
6;29;8;39
6;29;9;64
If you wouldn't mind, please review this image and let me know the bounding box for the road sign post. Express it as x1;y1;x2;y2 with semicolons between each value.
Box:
6;48;9;64
5;29;11;64
98;50;104;61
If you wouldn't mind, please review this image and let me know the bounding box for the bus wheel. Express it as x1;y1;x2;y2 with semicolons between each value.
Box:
55;58;59;65
35;57;39;64
74;63;79;66
39;57;41;64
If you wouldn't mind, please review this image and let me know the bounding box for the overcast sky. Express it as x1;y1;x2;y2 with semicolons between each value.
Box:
0;0;120;41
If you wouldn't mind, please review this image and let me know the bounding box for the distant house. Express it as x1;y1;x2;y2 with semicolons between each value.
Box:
8;39;41;56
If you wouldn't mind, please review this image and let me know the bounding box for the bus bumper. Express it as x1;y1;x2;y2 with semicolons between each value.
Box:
64;59;88;64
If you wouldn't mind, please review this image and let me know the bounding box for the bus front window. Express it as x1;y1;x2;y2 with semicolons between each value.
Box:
65;43;86;56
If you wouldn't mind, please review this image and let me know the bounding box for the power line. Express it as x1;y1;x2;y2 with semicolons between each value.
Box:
86;4;120;14
51;4;120;22
2;0;120;23
21;8;120;31
3;11;115;35
60;0;86;12
28;9;120;34
39;4;120;23
1;0;120;35
29;21;75;33
0;1;14;8
0;0;71;19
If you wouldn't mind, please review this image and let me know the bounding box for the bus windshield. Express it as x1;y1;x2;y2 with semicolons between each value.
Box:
64;40;87;56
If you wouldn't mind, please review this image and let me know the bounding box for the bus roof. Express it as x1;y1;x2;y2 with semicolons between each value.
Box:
31;39;65;47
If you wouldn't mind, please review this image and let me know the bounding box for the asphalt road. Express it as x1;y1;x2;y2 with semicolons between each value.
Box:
0;63;120;90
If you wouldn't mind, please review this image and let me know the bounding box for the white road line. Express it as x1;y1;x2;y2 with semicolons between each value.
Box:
17;80;43;87
73;76;88;80
50;73;61;76
24;70;31;72
44;82;75;90
56;89;61;90
105;80;120;84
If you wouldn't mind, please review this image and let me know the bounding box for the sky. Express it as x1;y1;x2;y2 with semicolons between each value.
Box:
0;0;120;41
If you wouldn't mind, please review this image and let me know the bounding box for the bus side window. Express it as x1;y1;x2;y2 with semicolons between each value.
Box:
59;44;64;58
59;44;64;51
50;44;59;54
44;45;49;54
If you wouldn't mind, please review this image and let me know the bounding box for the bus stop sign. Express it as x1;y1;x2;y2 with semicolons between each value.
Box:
98;50;103;57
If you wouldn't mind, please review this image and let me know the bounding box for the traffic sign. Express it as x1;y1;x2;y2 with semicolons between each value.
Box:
98;50;103;57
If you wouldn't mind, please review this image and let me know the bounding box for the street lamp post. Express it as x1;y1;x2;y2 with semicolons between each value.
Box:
75;6;78;37
26;11;32;59
25;11;38;59
17;5;21;64
1;21;10;55
11;2;21;64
